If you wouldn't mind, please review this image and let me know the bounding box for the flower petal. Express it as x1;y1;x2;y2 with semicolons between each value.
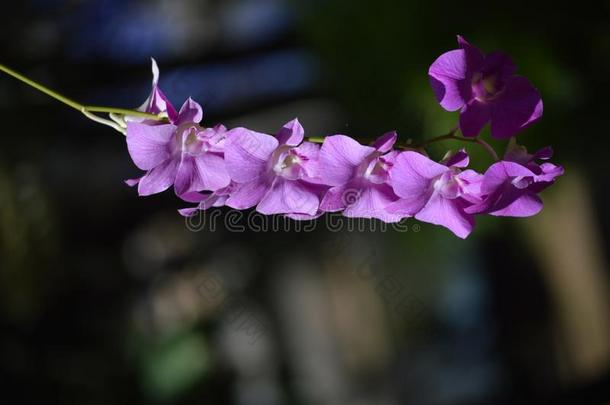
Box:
457;35;485;68
319;135;375;186
343;184;402;223
429;49;470;111
126;122;175;170
319;184;350;212
178;207;200;217
480;51;516;81
136;58;178;122
125;177;141;187
480;161;535;195
225;128;278;183
137;159;178;196
442;149;469;168
490;76;543;139
195;153;231;191
372;131;397;153
225;178;270;210
459;100;491;137
174;155;199;196
176;97;204;125
275;118;304;146
390;151;447;199
415;194;475;239
257;179;320;216
488;189;543;217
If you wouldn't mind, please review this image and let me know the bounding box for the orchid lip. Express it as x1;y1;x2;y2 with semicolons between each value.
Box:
472;72;505;102
270;145;303;180
357;152;389;184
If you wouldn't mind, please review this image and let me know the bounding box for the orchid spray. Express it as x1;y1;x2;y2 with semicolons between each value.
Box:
0;36;562;238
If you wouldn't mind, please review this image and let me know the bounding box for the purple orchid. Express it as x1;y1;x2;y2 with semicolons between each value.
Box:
429;35;543;139
223;119;328;218
125;102;231;197
465;143;563;217
124;59;231;197
317;132;403;222
386;150;483;238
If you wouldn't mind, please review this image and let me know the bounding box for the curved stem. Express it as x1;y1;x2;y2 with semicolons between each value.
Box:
0;63;162;120
472;138;499;161
415;127;499;161
308;128;498;160
82;109;126;134
419;126;459;146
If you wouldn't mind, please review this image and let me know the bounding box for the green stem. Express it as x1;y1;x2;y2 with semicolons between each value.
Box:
306;137;325;144
416;127;499;161
0;63;162;120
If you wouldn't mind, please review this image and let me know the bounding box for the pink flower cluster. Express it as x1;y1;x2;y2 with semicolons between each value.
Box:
125;37;563;238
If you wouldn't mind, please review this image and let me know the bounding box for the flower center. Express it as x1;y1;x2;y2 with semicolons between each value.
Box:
511;175;532;189
472;72;504;102
172;123;209;156
271;145;303;180
357;152;390;184
433;171;460;199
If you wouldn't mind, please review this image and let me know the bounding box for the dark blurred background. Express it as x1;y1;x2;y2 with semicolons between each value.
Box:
1;0;610;404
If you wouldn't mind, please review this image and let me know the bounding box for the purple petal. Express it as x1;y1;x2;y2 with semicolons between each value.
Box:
480;161;535;195
137;159;178;196
275;118;304;146
225;178;271;210
415;193;475;239
225;128;278;183
466;162;540;216
442;149;469;168
195;153;231;191
372;131;398;153
342;184;402;223
293;142;322;181
179;191;208;203
480;51;516;81
319;135;375;186
257;179;320;216
285;212;324;221
176;98;204;124
459;100;491;137
533;146;553;160
537;163;564;183
319;185;350;212
178;207;200;217
385;198;420;217
174;156;199;196
429;49;470;111
126;123;175;170
490;76;543;139
125;177;141;187
457;169;484;203
138;58;178;122
390;151;447;198
457;35;485;69
488;189;543;217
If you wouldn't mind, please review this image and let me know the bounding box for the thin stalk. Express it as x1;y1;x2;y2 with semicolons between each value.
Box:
0;63;162;120
415;127;499;161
